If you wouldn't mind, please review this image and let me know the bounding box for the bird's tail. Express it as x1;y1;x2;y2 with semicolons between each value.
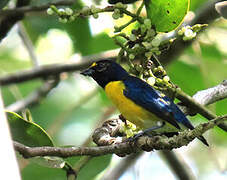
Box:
197;136;209;146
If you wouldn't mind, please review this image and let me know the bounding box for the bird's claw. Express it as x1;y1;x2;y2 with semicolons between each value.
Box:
126;131;156;142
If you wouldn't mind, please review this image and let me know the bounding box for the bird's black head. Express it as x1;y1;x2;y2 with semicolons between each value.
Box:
80;60;129;88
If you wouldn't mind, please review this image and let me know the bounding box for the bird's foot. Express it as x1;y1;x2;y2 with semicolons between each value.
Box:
126;123;165;142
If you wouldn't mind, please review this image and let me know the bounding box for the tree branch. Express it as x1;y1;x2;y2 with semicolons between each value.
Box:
178;80;227;117
0;56;117;86
0;61;91;86
14;115;227;158
193;80;227;106
215;1;227;19
171;87;227;131
0;0;31;42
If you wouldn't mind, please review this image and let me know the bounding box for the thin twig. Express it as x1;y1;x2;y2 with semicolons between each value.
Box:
13;115;227;158
6;78;59;112
18;22;39;68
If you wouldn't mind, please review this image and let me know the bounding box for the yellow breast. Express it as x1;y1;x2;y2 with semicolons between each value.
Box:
104;81;159;128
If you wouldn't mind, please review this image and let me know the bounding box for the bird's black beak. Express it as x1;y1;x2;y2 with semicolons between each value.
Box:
80;68;94;76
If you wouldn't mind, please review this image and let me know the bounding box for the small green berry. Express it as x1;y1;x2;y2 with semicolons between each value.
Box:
140;24;146;35
178;26;186;35
114;9;120;14
47;8;54;15
115;2;127;9
58;17;67;23
65;8;73;15
183;29;196;40
145;29;156;39
93;13;99;19
184;29;193;37
112;12;120;19
142;42;152;49
163;76;170;83
135;64;143;71
145;51;153;58
82;6;90;14
157;66;163;71
155;51;161;55
129;34;136;41
133;44;141;53
112;9;121;19
144;19;151;29
129;54;135;60
147;77;156;86
90;5;96;13
58;8;65;15
69;16;75;21
150;47;159;52
134;44;140;48
151;38;161;47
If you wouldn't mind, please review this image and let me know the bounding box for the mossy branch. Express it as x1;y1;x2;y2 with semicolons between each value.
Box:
14;115;227;158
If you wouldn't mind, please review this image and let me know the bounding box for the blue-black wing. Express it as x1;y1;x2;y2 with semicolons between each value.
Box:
123;76;194;130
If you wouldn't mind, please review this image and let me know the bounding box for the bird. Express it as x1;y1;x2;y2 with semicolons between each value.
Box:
81;60;208;146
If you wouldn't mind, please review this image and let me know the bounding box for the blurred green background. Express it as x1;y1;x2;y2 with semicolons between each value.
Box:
1;0;227;179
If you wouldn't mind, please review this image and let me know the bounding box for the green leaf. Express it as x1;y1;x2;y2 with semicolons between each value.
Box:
30;156;66;169
145;0;190;32
7;111;54;147
8;111;75;176
22;163;66;180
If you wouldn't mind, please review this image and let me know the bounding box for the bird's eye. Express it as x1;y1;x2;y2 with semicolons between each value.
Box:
96;63;107;72
98;63;105;67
